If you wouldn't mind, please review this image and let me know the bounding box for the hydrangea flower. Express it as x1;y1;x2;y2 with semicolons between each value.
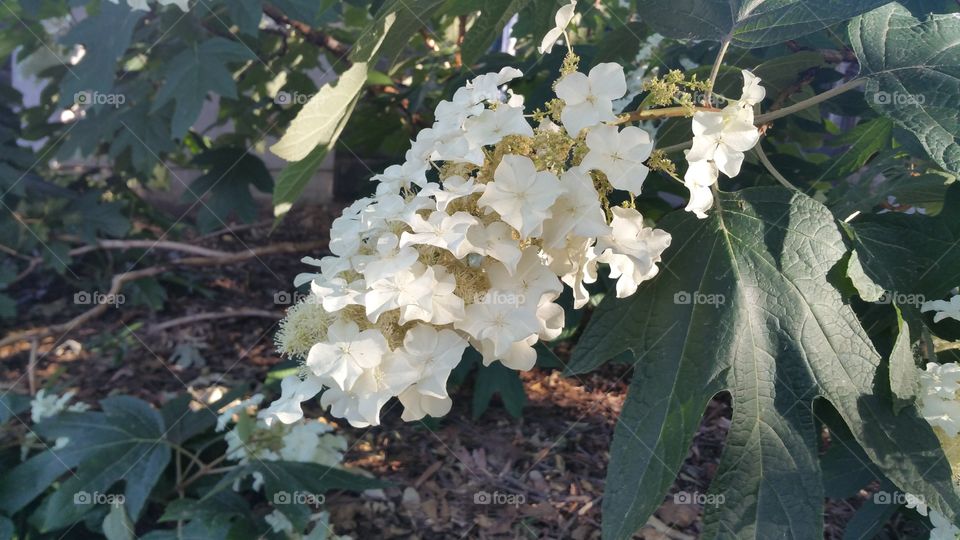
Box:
267;62;672;428
555;63;627;136
682;70;766;218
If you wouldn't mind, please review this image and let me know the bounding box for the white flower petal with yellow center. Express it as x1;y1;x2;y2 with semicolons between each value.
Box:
580;125;654;194
399;210;478;253
464;105;533;147
305;320;389;391
478;155;563;239
555;63;626;136
456;301;539;358
541;167;611;249
397;265;465;325
463;221;523;273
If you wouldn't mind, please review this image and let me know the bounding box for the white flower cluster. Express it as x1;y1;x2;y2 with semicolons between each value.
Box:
219;395;349;491
683;70;765;218
903;492;960;539
30;388;89;423
266;62;672;428
920;362;960;437
923;294;960;324
23;389;90;457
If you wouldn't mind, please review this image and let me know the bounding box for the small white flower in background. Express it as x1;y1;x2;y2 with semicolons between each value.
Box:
264;510;295;535
904;493;928;516
30;389;88;424
922;294;960;324
556;63;627;136
919;362;960;437
538;0;577;55
581;125;654;195
930;509;960;540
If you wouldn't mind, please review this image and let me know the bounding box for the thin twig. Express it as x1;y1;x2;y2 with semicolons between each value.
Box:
0;241;328;350
149;309;281;333
754;78;865;124
262;5;351;61
754;146;800;191
704;39;731;106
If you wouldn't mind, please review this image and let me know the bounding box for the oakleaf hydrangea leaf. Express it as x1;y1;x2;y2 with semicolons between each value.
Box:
567;187;960;539
850;3;960;175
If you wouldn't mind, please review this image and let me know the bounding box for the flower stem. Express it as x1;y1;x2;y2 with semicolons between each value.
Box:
754;146;800;191
704;39;731;106
754;78;866;124
619;105;720;123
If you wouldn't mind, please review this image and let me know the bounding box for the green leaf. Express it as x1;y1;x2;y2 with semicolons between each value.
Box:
847;249;885;302
473;361;526;419
825;118;893;177
846;183;960;300
0;393;30;424
459;0;529;65
351;0;447;68
890;305;920;414
29;396;171;531
270;62;367;162
151;37;255;137
0;516;12;540
60;1;144;97
102;503;134;540
225;0;263;36
638;0;888;48
568;187;960;539
63;192;131;242
850;3;960;175
272;143;331;218
187;147;273;233
215;461;384;529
